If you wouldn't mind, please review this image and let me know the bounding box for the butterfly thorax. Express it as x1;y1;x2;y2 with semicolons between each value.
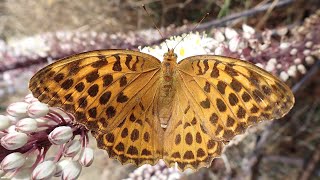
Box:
158;49;178;129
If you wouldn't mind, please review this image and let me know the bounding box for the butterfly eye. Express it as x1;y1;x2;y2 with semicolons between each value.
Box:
174;53;178;58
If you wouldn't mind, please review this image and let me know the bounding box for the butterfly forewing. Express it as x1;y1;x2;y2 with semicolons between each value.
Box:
29;50;165;165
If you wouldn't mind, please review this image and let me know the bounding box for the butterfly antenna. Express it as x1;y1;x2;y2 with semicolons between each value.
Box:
142;5;170;51
173;13;209;50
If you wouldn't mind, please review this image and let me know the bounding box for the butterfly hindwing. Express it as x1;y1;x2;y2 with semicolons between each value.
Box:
163;78;224;170
92;77;163;166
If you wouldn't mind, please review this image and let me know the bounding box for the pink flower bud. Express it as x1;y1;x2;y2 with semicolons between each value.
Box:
79;147;94;167
214;45;227;55
288;65;297;77
214;30;225;42
7;102;29;117
229;36;240;52
280;42;290;49
32;160;56;180
305;56;315;65
63;140;81;157
242;24;255;39
1;132;28;150
280;71;289;81
0;115;11;130
27;102;49;118
16;118;38;133
61;161;82;180
225;28;238;39
24;94;38;103
48;126;73;145
0;152;26;171
297;64;306;74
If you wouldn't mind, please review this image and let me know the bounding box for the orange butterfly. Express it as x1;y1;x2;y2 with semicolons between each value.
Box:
29;46;294;170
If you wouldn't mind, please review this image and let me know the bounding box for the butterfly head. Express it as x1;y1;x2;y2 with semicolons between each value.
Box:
163;49;177;61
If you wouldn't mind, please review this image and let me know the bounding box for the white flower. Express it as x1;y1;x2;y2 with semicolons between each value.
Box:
8;35;49;58
265;63;275;72
64;140;81;157
225;27;238;39
48;126;73;145
16;118;38;133
303;49;311;56
79;147;94;167
290;48;298;55
276;64;282;69
27;101;49;118
280;42;290;49
305;41;313;48
0;152;26;171
280;71;289;81
287;65;297;77
7;102;29;117
0;115;11;130
268;58;277;65
228;36;240;52
266;58;277;72
294;58;301;64
32;160;56;180
305;56;315;65
1;132;28;150
242;24;255;39
140;32;214;62
297;64;306;74
214;30;225;42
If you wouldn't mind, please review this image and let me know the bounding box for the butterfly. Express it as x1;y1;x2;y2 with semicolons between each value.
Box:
29;48;294;171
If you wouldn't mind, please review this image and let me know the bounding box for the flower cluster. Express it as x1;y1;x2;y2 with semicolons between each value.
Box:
126;160;181;180
1;10;320;100
140;20;319;83
0;94;93;179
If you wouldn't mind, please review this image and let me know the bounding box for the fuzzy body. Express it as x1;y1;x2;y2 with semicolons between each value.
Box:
157;49;178;128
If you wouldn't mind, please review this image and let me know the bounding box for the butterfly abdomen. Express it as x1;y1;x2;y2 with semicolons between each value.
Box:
157;57;178;128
